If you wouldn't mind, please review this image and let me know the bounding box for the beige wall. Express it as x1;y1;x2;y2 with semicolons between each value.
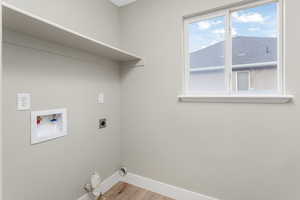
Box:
119;0;300;200
2;0;121;200
3;1;300;200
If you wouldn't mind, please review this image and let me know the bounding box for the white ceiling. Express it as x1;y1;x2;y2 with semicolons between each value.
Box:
110;0;137;7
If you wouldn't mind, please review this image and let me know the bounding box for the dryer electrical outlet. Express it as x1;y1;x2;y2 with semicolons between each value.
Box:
99;119;107;129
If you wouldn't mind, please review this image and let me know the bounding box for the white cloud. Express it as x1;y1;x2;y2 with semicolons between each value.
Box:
197;20;223;30
212;28;237;36
248;27;260;32
232;28;237;36
232;12;266;23
213;20;223;25
212;29;225;34
197;21;211;30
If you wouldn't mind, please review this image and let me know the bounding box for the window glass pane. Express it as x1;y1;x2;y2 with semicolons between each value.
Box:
188;15;226;93
231;2;278;94
237;71;250;91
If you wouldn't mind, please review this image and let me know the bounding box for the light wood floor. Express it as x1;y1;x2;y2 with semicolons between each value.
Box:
103;182;174;200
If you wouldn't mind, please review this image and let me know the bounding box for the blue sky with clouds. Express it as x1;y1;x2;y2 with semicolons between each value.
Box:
188;2;277;53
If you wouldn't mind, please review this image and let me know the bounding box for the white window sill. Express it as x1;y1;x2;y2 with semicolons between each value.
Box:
178;95;294;104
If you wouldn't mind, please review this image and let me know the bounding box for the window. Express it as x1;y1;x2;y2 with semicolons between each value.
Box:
236;71;251;91
184;0;283;96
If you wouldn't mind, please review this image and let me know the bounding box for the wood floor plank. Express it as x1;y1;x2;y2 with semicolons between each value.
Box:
103;182;175;200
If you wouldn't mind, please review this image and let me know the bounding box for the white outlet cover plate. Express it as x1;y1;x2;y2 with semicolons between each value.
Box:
17;93;31;110
98;93;104;104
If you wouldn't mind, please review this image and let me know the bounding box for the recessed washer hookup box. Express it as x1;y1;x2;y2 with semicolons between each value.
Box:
31;108;67;144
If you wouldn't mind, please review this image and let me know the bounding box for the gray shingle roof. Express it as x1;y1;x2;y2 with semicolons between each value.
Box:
190;36;277;68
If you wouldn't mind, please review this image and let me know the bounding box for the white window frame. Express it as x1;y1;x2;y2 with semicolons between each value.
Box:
180;0;293;103
183;11;228;95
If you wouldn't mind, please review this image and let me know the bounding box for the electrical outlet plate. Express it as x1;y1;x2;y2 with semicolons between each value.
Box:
17;93;31;110
98;93;104;104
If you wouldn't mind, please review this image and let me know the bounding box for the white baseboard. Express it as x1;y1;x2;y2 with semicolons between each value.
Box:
78;171;220;200
123;173;220;200
99;171;121;194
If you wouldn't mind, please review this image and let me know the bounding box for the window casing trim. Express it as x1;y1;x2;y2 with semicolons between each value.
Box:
178;95;293;104
182;0;289;102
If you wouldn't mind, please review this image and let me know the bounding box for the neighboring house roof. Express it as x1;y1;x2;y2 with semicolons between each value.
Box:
190;36;277;68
